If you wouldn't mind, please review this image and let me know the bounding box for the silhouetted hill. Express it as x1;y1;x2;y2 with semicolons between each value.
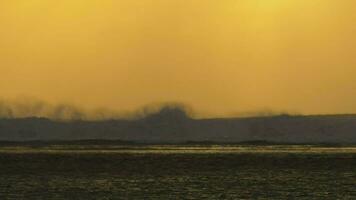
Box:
1;107;356;143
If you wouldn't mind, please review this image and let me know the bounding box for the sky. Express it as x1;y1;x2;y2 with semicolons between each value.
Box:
1;0;356;117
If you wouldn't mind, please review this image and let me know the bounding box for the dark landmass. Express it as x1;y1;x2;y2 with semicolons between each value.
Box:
1;106;356;143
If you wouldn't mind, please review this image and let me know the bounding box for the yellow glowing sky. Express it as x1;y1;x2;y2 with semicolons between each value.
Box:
1;0;356;116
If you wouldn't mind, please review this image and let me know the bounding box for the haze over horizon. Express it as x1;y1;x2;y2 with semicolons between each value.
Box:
1;0;356;117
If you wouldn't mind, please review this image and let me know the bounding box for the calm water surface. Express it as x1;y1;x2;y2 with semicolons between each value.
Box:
0;146;355;199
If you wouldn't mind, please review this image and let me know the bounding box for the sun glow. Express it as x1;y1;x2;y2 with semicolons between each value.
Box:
255;0;288;10
1;0;356;116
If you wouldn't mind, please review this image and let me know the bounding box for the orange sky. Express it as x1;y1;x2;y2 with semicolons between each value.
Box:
1;0;356;117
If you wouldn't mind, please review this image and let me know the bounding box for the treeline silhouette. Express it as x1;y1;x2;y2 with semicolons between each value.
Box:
0;98;196;121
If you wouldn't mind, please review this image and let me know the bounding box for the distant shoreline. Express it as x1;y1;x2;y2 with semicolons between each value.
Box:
0;140;355;147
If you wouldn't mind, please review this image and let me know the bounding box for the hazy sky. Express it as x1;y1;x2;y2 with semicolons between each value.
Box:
1;0;356;116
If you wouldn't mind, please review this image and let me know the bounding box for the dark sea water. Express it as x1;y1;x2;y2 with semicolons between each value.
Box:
0;146;355;199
